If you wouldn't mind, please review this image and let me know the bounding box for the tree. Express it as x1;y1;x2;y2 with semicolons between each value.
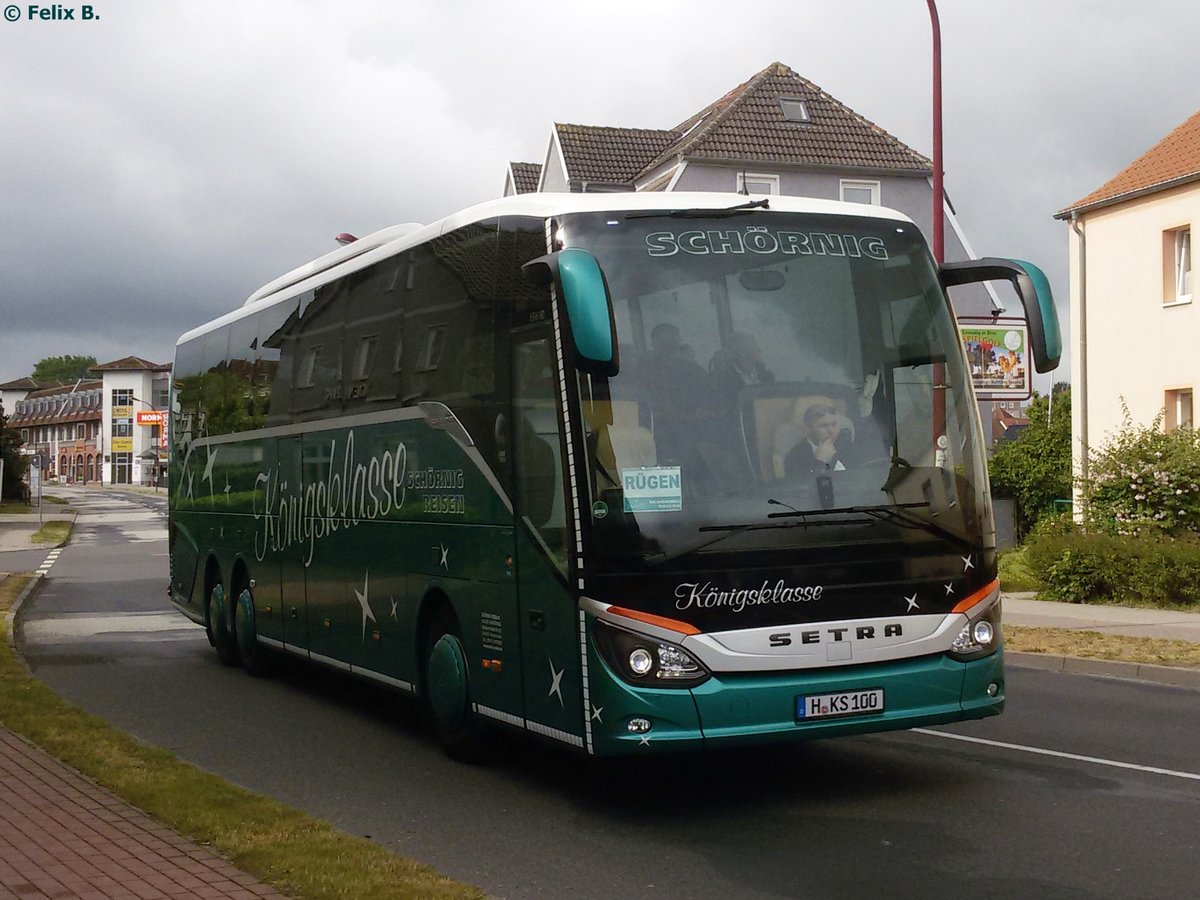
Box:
0;406;28;503
988;387;1072;537
32;354;97;383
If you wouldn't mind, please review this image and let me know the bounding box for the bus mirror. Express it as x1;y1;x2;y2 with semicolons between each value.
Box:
522;249;619;377
940;258;1062;373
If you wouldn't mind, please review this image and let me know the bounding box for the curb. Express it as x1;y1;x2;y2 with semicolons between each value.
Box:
3;572;43;658
1008;650;1200;689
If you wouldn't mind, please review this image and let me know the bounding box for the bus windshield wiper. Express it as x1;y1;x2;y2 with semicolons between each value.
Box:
625;199;769;220
766;501;971;547
643;514;872;566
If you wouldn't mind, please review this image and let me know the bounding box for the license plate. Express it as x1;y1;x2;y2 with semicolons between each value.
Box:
796;688;884;720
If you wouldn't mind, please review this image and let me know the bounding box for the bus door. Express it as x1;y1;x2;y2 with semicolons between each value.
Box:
510;326;586;747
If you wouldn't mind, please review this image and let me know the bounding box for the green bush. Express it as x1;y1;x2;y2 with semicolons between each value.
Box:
1025;528;1200;606
989;388;1071;537
1085;406;1200;537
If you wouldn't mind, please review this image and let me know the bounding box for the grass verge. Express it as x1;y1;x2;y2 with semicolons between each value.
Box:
31;519;71;545
0;577;483;900
1005;624;1200;668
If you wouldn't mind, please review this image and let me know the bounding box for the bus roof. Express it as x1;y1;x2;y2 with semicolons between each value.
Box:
176;192;916;348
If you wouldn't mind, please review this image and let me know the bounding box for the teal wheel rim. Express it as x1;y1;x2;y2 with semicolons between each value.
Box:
235;589;255;658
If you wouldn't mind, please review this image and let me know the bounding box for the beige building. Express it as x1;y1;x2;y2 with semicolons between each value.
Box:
1056;108;1198;503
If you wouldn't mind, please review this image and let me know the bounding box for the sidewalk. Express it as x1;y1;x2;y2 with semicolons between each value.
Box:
0;726;287;900
1002;591;1200;688
3;573;290;899
1003;592;1200;642
0;511;76;554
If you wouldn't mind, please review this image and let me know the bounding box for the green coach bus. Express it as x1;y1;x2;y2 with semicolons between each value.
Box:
168;192;1060;759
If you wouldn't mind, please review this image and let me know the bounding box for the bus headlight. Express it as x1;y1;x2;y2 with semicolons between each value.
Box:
594;620;709;687
628;647;654;676
949;601;1002;661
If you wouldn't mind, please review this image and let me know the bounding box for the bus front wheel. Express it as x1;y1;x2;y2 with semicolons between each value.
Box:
206;583;240;667
423;610;486;762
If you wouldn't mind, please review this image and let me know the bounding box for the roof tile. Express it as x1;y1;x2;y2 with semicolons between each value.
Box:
508;162;543;194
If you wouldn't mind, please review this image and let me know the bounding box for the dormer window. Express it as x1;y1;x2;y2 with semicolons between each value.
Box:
779;97;810;123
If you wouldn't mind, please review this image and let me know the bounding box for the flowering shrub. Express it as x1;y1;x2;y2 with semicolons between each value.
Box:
1085;405;1200;537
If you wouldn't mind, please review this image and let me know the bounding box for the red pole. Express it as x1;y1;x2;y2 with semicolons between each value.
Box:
927;0;947;462
927;0;944;265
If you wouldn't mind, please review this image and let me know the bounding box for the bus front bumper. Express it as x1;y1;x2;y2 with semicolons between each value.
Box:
590;650;1004;756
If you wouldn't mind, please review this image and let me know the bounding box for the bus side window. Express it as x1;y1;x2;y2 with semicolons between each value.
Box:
405;221;509;489
198;327;231;436
256;295;301;427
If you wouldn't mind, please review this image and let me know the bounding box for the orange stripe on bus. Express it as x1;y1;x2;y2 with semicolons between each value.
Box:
607;606;702;636
951;578;1000;614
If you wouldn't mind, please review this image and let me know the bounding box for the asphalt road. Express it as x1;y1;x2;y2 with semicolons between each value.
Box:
16;488;1200;899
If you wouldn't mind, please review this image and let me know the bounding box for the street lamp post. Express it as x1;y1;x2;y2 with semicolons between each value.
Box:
927;0;947;462
927;0;944;265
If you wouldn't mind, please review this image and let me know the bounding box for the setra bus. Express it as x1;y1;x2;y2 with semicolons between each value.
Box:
168;192;1060;758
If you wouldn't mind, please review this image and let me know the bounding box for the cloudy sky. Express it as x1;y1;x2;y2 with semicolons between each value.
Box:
1;0;1196;388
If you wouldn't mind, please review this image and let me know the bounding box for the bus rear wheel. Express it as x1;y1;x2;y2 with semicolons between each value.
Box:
234;587;270;676
423;609;486;762
206;582;240;667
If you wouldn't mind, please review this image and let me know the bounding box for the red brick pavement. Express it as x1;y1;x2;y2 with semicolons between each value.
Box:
0;725;290;899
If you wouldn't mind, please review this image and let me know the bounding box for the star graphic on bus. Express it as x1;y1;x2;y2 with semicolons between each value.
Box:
904;594;919;612
944;583;954;596
590;704;603;723
390;597;398;620
962;555;975;572
355;571;376;641
201;444;218;500
438;543;449;569
548;659;564;706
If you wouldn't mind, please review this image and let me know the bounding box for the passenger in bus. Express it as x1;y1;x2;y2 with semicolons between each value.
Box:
784;402;853;476
710;332;774;388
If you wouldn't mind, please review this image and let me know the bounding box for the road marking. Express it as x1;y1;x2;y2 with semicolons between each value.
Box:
913;728;1200;782
36;547;63;576
22;612;201;641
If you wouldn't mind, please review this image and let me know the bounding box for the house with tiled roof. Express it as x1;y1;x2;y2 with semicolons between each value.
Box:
506;63;980;246
1055;107;1199;502
507;61;992;290
0;376;66;420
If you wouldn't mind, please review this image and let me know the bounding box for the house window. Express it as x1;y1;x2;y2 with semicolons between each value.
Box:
1166;388;1194;431
1164;226;1191;304
736;172;779;196
779;97;810;123
840;179;881;206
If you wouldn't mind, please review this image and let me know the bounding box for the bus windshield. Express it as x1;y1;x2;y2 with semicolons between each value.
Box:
562;210;990;568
